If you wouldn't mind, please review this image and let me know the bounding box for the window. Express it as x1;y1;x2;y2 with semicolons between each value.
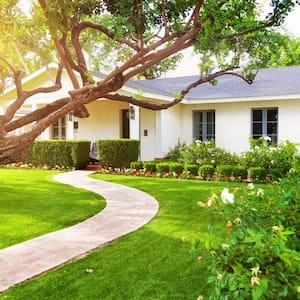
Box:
193;110;215;141
252;108;278;143
52;117;66;139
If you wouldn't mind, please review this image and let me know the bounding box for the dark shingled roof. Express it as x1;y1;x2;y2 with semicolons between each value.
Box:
126;65;300;101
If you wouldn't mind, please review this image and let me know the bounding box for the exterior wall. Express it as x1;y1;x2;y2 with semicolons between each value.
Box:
75;100;129;142
160;105;181;157
180;99;300;154
140;108;156;161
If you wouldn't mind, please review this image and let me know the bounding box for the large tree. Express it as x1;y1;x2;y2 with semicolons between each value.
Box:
0;0;298;163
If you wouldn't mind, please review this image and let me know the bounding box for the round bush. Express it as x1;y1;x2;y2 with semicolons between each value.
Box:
169;163;184;175
130;161;144;170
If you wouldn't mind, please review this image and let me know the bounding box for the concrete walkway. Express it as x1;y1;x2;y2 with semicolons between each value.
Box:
0;171;159;292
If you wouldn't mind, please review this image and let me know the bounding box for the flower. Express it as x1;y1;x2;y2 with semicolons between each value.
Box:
221;188;234;204
234;217;242;225
256;188;264;197
264;135;272;142
217;274;223;280
207;193;217;207
221;243;229;250
272;225;279;232
197;295;204;300
226;220;233;231
250;266;261;277
251;276;260;286
247;183;255;190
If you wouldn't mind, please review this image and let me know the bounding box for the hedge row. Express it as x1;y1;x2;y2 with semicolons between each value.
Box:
97;139;139;168
24;140;91;169
130;161;284;182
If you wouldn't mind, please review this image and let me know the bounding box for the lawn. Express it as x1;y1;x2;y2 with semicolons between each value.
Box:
0;173;249;300
0;169;105;249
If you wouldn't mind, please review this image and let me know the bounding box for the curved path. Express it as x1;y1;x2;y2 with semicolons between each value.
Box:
0;171;159;292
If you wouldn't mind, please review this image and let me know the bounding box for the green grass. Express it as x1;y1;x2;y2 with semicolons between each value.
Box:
0;169;105;249
0;174;249;300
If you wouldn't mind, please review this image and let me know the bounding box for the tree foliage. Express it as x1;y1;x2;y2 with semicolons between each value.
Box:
0;0;298;163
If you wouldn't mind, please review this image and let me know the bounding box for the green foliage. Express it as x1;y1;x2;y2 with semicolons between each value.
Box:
232;165;248;182
249;167;267;183
269;167;285;182
199;165;215;181
195;164;300;299
184;164;199;177
143;161;158;173
175;140;239;167
130;161;143;170
242;137;298;174
96;139;139;168
169;162;184;175
216;165;233;181
23;140;91;169
156;162;170;174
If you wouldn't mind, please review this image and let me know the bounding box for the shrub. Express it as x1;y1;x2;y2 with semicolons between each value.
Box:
269;167;285;182
130;161;144;170
156;162;170;174
232;165;248;182
242;137;298;174
216;165;233;181
169;163;184;175
249;167;267;183
184;164;199;177
24;140;90;169
96;139;139;168
143;161;158;173
165;142;186;162
194;162;300;299
176;140;239;166
199;165;215;180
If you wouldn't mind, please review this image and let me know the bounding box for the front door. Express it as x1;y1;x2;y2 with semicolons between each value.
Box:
121;109;130;138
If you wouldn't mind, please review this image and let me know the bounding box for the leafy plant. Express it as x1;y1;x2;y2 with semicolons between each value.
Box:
199;165;215;181
194;161;300;299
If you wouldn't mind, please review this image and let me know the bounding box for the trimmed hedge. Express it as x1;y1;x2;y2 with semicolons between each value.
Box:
169;162;184;175
232;165;248;182
269;168;285;182
130;161;144;170
97;139;139;168
216;165;233;181
156;162;170;173
143;161;158;173
184;164;199;176
199;165;215;180
24;140;91;169
249;167;267;183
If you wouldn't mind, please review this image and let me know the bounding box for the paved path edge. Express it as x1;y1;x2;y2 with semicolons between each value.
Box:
0;170;159;292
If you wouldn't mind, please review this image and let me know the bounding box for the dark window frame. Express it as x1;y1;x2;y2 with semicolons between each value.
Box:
251;107;278;143
193;110;215;142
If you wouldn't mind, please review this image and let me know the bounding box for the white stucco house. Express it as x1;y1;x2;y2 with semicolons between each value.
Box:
1;64;300;161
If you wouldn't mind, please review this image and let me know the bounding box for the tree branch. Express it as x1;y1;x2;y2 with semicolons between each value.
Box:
75;21;140;51
104;93;182;110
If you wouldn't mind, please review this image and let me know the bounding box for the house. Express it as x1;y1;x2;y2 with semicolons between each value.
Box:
1;64;300;161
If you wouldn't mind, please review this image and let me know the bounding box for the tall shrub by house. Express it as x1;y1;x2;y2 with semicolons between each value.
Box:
97;139;139;168
24;140;91;169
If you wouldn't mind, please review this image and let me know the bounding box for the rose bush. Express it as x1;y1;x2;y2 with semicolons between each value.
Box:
195;161;300;299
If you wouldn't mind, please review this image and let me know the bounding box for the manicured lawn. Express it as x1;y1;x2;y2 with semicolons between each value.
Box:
0;174;248;300
0;169;105;249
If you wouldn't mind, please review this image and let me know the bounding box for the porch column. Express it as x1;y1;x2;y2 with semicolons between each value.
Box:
129;105;140;140
155;110;163;158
